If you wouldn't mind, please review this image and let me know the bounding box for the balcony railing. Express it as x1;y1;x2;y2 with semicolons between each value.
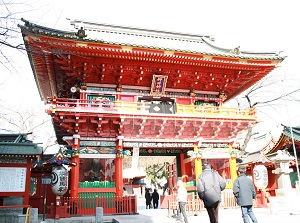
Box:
48;98;256;119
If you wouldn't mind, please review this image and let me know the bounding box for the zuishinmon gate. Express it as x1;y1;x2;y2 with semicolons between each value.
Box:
17;18;285;218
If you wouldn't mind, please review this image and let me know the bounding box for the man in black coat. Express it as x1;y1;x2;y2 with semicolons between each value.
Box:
152;189;159;209
233;165;258;223
145;188;152;209
197;161;226;223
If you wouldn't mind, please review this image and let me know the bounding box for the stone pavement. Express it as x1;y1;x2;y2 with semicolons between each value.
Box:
39;199;300;223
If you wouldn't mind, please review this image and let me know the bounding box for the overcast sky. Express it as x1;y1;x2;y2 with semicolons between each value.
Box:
1;0;300;145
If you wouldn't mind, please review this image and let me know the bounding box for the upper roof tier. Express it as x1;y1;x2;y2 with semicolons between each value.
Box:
19;19;286;102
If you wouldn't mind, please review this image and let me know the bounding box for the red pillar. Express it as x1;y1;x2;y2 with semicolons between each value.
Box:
167;164;173;194
70;135;80;198
55;196;61;220
260;189;268;207
172;163;177;192
180;153;187;182
24;157;32;206
115;136;124;197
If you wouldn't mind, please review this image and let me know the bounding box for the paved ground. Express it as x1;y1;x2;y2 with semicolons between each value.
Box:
39;198;300;223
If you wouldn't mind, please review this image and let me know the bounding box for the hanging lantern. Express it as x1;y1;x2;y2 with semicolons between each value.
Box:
189;89;196;97
218;91;227;102
116;84;122;92
51;165;69;195
43;148;76;196
81;82;87;90
253;164;268;189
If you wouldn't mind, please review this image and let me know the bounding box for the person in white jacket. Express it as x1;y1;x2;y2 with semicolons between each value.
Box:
176;180;188;223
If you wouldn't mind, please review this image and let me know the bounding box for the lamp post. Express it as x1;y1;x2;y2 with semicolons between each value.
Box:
41;177;51;222
282;77;300;188
288;126;300;189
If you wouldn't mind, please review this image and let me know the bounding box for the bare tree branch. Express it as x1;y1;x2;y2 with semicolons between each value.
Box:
237;74;300;152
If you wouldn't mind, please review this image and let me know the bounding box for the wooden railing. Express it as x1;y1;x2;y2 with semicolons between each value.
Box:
48;97;256;119
221;189;239;208
177;104;255;118
44;191;236;218
47;195;137;218
167;189;238;216
168;197;203;217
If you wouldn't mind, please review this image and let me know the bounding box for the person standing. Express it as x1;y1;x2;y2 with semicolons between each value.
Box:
197;161;226;223
145;188;152;209
176;180;188;223
233;165;258;223
152;189;160;209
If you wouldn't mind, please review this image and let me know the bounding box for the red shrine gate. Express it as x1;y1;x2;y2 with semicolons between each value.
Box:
18;18;285;218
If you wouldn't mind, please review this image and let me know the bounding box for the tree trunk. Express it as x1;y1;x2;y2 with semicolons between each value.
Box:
241;127;252;153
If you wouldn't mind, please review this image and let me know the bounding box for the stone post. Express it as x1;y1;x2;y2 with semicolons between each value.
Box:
271;150;294;214
272;151;294;196
96;207;103;223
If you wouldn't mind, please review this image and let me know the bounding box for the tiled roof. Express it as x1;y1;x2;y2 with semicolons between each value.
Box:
241;125;300;164
19;18;286;61
0;133;43;155
0;133;32;143
240;151;272;165
282;125;300;142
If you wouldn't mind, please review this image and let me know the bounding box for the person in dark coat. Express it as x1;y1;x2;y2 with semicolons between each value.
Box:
233;165;258;223
197;161;226;223
145;188;152;209
152;189;160;209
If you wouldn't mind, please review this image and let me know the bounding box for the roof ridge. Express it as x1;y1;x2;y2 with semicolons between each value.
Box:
19;19;286;60
69;19;213;43
202;36;284;57
19;18;75;36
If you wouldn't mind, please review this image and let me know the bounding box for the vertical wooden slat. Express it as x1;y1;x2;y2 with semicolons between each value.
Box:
65;195;138;216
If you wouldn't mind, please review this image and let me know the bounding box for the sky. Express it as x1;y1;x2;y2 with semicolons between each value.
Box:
1;0;300;148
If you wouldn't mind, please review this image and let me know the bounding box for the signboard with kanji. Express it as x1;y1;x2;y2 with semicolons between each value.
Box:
0;167;26;192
